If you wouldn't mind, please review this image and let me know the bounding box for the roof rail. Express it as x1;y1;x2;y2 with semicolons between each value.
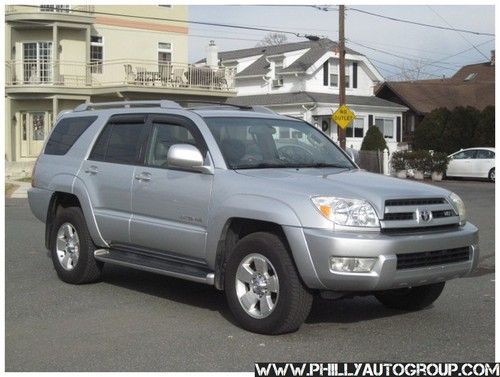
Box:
251;106;276;115
73;100;182;112
181;100;251;110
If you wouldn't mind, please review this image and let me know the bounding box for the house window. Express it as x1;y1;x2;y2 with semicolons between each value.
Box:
375;118;394;139
345;63;350;88
40;5;70;12
90;36;103;74
329;61;338;87
346;117;364;138
158;42;172;63
23;42;53;83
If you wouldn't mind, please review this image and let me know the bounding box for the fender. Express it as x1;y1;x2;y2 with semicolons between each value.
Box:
206;194;323;289
71;176;108;248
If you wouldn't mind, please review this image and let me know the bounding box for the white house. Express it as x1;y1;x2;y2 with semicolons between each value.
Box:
198;38;408;152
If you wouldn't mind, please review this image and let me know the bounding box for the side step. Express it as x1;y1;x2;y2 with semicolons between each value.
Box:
94;249;215;285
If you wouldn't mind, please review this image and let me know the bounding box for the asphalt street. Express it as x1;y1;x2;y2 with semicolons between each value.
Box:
5;180;495;371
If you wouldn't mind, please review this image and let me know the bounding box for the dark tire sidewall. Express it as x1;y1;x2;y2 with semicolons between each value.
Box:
224;233;305;334
51;207;96;284
489;168;495;182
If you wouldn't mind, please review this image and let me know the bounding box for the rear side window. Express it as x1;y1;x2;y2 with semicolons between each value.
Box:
89;120;144;164
45;116;97;155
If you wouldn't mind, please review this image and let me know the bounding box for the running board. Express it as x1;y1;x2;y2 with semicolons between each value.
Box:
94;249;214;285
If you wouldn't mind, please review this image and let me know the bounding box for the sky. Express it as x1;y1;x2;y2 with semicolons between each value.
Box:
188;5;495;81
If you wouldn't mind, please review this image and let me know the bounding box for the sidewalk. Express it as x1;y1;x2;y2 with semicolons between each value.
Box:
7;180;30;199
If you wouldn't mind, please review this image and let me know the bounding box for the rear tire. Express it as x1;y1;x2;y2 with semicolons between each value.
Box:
488;168;495;182
224;232;313;334
375;282;445;311
50;206;103;284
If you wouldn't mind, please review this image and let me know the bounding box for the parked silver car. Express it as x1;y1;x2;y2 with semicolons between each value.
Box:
28;101;479;334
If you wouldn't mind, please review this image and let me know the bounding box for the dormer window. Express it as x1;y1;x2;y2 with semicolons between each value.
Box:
464;72;477;81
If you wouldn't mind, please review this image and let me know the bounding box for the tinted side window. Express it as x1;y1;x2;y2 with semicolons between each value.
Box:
147;123;197;168
476;150;494;159
89;122;143;164
454;150;476;159
106;123;143;164
45;116;97;155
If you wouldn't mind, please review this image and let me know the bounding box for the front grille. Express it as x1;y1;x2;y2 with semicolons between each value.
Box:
384;213;414;221
381;224;459;235
385;198;446;206
432;210;456;219
396;247;470;269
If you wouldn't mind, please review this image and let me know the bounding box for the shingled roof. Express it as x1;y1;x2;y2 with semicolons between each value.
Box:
197;38;360;77
227;91;406;109
375;61;495;115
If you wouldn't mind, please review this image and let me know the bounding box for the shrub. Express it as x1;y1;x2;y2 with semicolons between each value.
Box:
473;106;495;147
430;152;450;174
413;108;450;152
391;150;407;171
407;150;432;172
360;126;387;151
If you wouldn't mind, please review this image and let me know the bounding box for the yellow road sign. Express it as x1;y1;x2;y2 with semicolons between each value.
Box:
331;104;356;129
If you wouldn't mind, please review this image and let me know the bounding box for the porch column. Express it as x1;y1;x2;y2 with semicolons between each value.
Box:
52;24;59;84
85;26;91;85
5;97;12;161
52;96;59;123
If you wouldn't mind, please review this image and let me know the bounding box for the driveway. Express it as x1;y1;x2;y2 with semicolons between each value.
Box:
5;180;495;371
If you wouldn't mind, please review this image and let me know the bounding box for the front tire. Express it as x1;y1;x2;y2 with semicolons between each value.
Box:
50;206;103;284
489;168;495;182
374;282;445;311
224;232;313;334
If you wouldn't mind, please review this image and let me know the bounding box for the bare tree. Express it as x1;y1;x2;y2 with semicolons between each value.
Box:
256;33;288;47
395;59;430;81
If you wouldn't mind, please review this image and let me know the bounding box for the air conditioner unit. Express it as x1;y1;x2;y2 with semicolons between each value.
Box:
272;78;283;87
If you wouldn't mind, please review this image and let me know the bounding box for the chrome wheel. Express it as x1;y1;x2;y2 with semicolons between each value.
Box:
56;222;80;271
235;253;279;319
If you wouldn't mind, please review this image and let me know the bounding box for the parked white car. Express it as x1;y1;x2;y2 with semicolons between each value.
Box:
447;147;495;182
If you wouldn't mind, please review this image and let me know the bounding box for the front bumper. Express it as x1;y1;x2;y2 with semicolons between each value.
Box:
299;222;479;291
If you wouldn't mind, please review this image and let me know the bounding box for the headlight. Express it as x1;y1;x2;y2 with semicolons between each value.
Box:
311;196;380;228
449;192;467;225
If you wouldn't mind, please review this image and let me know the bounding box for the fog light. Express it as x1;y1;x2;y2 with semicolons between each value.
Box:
330;257;377;273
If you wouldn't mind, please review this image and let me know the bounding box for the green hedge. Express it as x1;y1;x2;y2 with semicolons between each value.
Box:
390;150;450;173
360;126;388;151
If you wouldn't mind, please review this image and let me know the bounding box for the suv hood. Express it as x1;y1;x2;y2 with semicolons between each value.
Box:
236;168;452;217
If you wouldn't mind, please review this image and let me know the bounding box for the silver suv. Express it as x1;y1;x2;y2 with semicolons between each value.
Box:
28;100;479;334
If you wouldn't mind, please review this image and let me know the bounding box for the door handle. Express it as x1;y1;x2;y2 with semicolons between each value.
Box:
84;165;99;175
134;172;152;182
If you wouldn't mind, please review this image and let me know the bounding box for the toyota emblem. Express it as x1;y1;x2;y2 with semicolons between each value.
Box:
420;209;432;222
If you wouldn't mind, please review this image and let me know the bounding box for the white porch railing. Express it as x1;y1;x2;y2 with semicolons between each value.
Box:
6;5;95;14
5;60;237;92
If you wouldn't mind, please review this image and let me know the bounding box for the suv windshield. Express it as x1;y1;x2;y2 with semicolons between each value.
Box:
204;117;355;170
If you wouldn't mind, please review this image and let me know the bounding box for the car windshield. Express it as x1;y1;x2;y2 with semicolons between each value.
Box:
203;116;355;170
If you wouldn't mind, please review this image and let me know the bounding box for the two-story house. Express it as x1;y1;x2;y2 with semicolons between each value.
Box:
5;5;236;162
198;38;407;152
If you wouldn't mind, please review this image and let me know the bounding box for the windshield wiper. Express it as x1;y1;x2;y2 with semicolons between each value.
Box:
234;162;288;170
288;163;353;169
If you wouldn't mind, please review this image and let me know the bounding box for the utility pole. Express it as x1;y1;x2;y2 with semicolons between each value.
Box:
338;4;346;150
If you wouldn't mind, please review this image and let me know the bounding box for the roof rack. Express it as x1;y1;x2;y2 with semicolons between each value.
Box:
73;100;182;112
185;100;277;115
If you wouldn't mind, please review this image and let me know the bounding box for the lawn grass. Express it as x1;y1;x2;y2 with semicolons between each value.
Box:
16;177;32;182
5;183;19;197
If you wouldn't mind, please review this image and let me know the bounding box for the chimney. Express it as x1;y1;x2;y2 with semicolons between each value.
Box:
206;40;219;69
491;50;495;66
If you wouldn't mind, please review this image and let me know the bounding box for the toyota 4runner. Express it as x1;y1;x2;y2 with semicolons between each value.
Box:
28;100;479;334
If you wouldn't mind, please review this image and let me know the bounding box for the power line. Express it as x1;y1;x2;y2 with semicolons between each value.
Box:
19;4;322;39
348;7;494;37
347;40;458;71
426;5;489;60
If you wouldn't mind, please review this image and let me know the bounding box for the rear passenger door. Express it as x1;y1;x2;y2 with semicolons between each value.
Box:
79;114;149;244
129;114;213;260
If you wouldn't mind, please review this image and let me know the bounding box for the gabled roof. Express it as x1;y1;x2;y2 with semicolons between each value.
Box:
375;61;495;114
197;38;361;77
227;91;407;109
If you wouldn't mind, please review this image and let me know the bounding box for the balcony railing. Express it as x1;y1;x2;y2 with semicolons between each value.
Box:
5;60;237;92
6;5;95;14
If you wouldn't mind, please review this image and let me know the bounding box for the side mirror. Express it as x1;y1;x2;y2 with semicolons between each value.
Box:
167;144;213;174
